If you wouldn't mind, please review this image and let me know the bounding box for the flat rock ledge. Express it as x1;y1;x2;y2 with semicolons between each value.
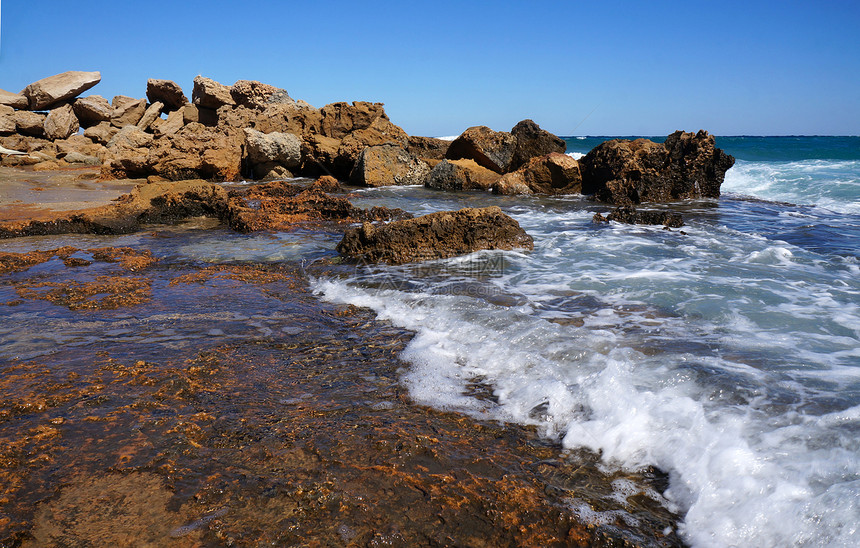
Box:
336;206;534;265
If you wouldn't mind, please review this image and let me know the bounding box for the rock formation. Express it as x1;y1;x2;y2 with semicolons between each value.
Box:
445;126;517;174
493;152;581;195
43;104;80;140
336;206;534;264
592;205;684;228
425;159;501;191
0;88;29;109
21;70;102;110
350;145;431;187
510;119;567;170
146;79;188;110
192;76;235;110
73;95;112;126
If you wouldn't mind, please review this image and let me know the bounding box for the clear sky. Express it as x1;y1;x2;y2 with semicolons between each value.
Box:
1;0;858;137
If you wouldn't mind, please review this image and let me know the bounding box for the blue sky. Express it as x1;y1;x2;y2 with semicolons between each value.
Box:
1;0;858;136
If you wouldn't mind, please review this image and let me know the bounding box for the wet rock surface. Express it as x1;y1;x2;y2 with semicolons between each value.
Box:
593;205;685;228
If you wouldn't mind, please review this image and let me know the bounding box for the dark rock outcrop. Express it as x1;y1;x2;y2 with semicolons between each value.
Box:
592;205;684;228
579;130;735;204
493;152;581;195
336;206;533;264
350;144;431;187
445;126;516;174
510;119;566;171
425;159;501;191
22;70;102;110
146;79;188;110
406;135;451;160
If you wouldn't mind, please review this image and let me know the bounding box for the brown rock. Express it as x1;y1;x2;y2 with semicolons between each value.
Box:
111;98;147;128
136;102;164;130
111;95;137;109
510;119;566;170
0;106;15;134
255;102;322;137
154;109;185;137
243;128;301;168
493;153;581;195
337;206;534;264
84;121;119;145
43;104;80;140
579;130;735;204
146;123;243;181
0;88;29;109
230;80;293;110
22;70;101;110
320;101;390;139
73;95;112;127
425;159;501;191
12;111;47;136
406;135;451;160
192;76;235;109
146;79;188;110
350;145;431;187
592;205;684;228
446;126;517;173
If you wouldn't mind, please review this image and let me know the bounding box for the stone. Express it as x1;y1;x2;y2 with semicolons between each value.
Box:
493;153;581;195
510;119;566;170
192;76;235;110
111;98;147;128
111;95;137;109
579;130;735;204
62;151;101;166
445;126;517;173
231;80;293;110
592;205;684;228
73;95;112;127
243;128;301;168
337;206;534;265
55;134;106;160
146;79;188;110
0;106;15;134
12;111;47;136
406;135;450;160
320;101;390;139
0;88;29;109
84;121;119;144
154;109;185;137
43;104;80;140
21;70;101;110
425;159;501;191
136;102;164;130
350;145;431;187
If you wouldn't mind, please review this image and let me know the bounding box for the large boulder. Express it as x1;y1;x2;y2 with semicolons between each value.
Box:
230;80;293;110
336;206;534;265
21;71;101;110
510;119;566;170
320;101;390;139
350;145;431;187
406;135;450;160
43;104;80;140
73;95;112;127
12;111;47;137
145;123;243;181
192;76;235;110
146;79;188;110
84;121;119;145
445;126;517;173
579;130;735;204
0;88;29;109
154;109;185;137
243;128;301;179
136;102;164;130
0;106;15;134
425;159;501;191
493;153;581;195
111;98;147;128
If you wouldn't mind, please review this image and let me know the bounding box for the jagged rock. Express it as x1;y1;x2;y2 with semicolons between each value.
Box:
510;119;566;170
154;109;185;137
256;101;322;137
445;126;517;174
231;80;293;110
12;111;47;137
337;206;534;265
146;79;188;110
84;121;119;144
425;159;501;191
406;136;451;160
243;128;301;167
493;153;581;195
0;88;29;109
320;101;390;139
192;76;235;110
43;104;80;140
0;106;15;134
21;70;101;110
137;102;164;130
145;123;243;181
111;98;147;128
592;205;684;228
73;95;112;127
579;130;735;204
350;145;431;187
55;134;106;161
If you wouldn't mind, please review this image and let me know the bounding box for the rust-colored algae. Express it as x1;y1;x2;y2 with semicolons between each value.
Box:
16;276;152;310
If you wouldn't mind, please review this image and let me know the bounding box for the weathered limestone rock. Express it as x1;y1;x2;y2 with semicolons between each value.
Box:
493;153;581;195
55;134;106;161
350;145;431;187
154;109;185;137
144;123;243;181
445;126;517;174
320;101;390;139
0;106;15;134
111;98;147;128
406;135;450;160
21;71;101;110
84;121;119;145
112;95;137;109
73;95;112;127
62;151;101;165
12;111;47;137
231;80;293;110
136;102;164;130
43;104;80;140
425;159;501;191
579;130;735;204
337;206;534;264
146;79;188;110
243;128;301;167
0;88;29;109
510;119;566;170
592;205;684;228
192;76;235;110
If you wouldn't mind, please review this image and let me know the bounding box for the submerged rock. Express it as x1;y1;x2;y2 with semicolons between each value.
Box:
336;206;533;264
592;205;684;228
580;130;735;204
22;70;102;110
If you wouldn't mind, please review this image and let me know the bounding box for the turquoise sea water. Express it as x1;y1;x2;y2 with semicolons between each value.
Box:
314;136;860;547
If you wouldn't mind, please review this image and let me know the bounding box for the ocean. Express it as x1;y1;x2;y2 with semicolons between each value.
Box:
311;136;860;547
